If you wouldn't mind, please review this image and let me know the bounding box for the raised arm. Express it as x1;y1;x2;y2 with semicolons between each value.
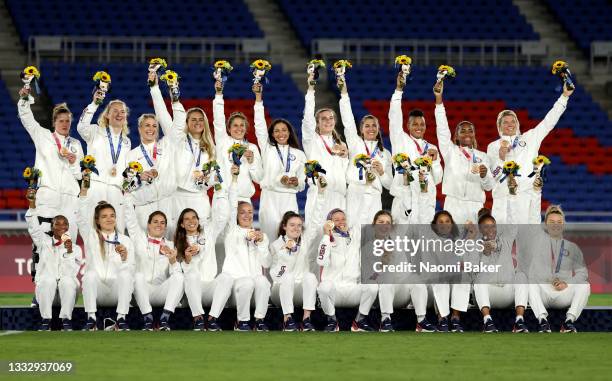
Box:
301;77;317;154
525;85;573;147
433;82;453;159
17;94;44;143
388;73;406;153
77;184;94;238
77;92;104;144
25;195;48;249
149;79;174;138
252;83;269;150
123;195;146;243
248;145;264;183
338;80;360;150
212;81;229;144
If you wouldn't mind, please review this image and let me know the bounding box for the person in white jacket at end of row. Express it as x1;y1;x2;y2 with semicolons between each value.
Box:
78;176;135;331
172;180;232;331
302;74;349;226
252;82;306;242
487;83;573;224
213;80;262;204
124;195;184;331
25;188;82;331
150;72;215;229
269;176;328;332
337;76;393;226
207;168;271;331
389;73;443;224
433;81;495;225
77;90;131;233
528;205;590;333
18;87;84;241
316;206;379;332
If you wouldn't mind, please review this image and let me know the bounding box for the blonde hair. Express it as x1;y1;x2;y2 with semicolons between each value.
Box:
186;107;215;160
52;102;72;124
496;110;520;136
137;113;159;142
315;108;342;144
226;111;250;135
544;204;565;223
97;99;129;136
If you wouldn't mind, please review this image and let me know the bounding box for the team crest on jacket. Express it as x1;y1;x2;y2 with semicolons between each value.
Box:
197;237;206;245
518;140;526;147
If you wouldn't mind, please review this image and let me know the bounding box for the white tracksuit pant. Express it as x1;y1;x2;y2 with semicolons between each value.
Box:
529;283;591;321
87;181;126;233
208;273;271;321
492;192;533;224
473;284;529;309
346;188;381;226
35;276;79;320
305;188;346;227
432;283;471;317
443;196;483;225
378;283;428;317
82;271;134;315
183;271;219;317
133;272;185;315
258;189;298;243
35;187;79;240
270;272;318;315
317;281;378;317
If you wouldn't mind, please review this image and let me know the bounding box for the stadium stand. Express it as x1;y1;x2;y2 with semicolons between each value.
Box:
278;0;539;49
544;0;612;54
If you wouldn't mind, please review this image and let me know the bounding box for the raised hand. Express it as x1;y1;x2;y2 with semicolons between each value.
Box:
215;80;224;95
93;90;105;105
396;72;406;91
148;72;158;87
562;82;574;98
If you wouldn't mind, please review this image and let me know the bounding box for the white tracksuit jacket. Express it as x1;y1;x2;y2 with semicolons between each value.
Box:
213;94;263;201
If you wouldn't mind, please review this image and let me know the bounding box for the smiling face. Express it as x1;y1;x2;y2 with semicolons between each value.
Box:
283;216;303;240
237;202;253;228
139;116;159;144
96;206;116;234
51;216;69;240
361;116;379;141
107;102;127;128
331;211;347;232
229;115;247;141
317;110;336;135
272;122;290;145
180;211;200;235
500;115;518;136
373;213;392;238
434;213;453;236
147;213;167;238
408;116;426;139
546;213;564;238
479;218;497;241
187;110;206;138
53;112;71;137
457;122;475;147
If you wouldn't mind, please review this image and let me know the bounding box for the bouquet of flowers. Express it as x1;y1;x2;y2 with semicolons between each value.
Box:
92;71;111;105
394;55;412;81
528;155;551;192
436;64;456;85
80;155;99;189
122;161;143;192
353;153;375;183
202;160;223;191
148;58;168;86
250;59;272;84
228;143;248;175
160;70;180;102
333;59;352;85
20;66;41;99
414;156;433;193
551;60;575;91
23;167;42;189
213;60;233;83
304;160;327;188
499;161;521;195
393;153;414;185
307;59;326;85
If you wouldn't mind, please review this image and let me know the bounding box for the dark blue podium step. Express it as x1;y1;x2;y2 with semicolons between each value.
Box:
2;306;612;332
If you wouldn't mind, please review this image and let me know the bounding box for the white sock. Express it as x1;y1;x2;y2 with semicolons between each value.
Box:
88;312;96;319
381;313;391;321
515;315;524;322
483;315;491;323
417;315;426;323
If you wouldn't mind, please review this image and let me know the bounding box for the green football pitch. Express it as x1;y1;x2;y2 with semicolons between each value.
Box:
0;332;610;380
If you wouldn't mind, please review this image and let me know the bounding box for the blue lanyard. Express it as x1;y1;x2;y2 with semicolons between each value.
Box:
275;145;291;173
104;232;120;245
106;128;123;165
510;136;519;151
553;239;565;274
140;144;156;167
364;141;380;158
187;135;202;167
282;235;300;253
